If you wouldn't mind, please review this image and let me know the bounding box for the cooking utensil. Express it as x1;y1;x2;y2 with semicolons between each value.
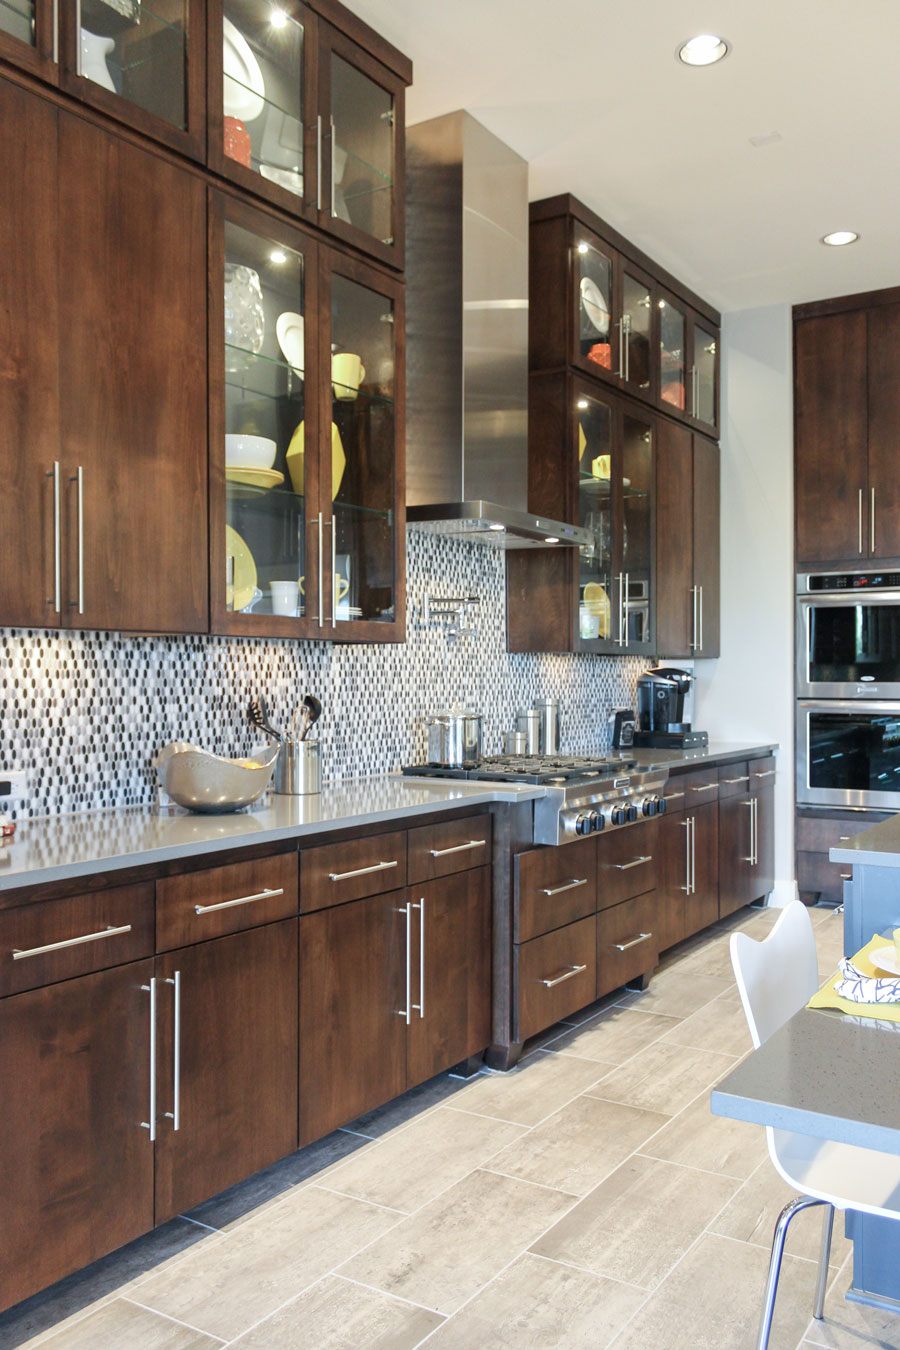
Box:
301;693;322;740
248;697;282;743
425;709;483;768
156;742;279;813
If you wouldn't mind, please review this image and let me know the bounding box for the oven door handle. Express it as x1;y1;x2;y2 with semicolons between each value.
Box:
796;698;900;715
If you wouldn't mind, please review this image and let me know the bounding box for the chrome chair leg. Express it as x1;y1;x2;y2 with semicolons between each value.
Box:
757;1195;828;1350
813;1204;835;1319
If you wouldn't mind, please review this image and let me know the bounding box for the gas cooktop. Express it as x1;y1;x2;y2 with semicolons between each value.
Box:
401;754;637;786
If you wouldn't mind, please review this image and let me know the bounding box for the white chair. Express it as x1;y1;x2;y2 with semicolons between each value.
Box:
730;900;900;1350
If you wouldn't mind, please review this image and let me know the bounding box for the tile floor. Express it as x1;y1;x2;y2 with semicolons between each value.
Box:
4;904;900;1350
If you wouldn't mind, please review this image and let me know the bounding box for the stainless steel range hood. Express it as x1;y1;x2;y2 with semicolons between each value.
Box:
405;111;590;550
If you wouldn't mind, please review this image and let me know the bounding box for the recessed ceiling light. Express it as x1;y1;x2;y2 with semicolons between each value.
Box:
677;34;729;66
821;230;859;247
544;536;560;545
269;249;288;264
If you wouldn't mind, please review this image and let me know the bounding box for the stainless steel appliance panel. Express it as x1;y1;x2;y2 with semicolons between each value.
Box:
797;571;900;699
796;699;900;809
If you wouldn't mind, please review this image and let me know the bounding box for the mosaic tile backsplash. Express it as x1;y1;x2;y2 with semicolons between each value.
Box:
0;533;649;819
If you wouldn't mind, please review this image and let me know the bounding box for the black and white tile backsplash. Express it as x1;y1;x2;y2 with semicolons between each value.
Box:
0;533;648;819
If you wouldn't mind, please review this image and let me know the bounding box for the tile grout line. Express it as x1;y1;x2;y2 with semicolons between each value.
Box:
122;1295;229;1344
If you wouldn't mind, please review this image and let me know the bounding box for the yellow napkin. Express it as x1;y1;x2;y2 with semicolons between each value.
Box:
807;934;900;1022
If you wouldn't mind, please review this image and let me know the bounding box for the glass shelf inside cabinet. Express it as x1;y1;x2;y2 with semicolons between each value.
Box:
659;297;686;412
80;0;188;130
575;238;612;369
331;53;394;244
0;0;33;45
224;217;307;618
222;1;304;201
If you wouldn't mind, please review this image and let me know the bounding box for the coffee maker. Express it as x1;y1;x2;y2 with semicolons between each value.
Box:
634;668;708;749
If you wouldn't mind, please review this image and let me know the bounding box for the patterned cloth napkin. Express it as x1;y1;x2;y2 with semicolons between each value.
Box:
807;935;900;1022
834;956;900;1005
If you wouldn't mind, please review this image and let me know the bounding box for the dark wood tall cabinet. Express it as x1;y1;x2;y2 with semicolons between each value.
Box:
655;421;720;658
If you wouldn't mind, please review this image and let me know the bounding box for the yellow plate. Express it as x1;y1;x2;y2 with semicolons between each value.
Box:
225;525;257;612
226;466;285;489
285;421;346;499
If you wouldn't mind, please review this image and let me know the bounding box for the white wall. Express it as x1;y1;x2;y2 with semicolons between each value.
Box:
692;303;797;906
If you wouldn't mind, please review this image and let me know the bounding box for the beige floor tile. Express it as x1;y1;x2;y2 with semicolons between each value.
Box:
543;1005;680;1064
555;991;626;1026
609;1231;818;1350
134;1187;401;1341
227;1275;443;1349
532;1155;738;1289
710;1158;853;1269
484;1095;670;1196
586;1040;737;1115
323;1106;525;1212
639;1092;767;1179
659;995;754;1057
617;966;734;1018
799;1254;900;1349
422;1251;646;1349
338;1168;576;1316
450;1051;609;1127
344;1072;474;1140
30;1299;221;1350
661;934;738;981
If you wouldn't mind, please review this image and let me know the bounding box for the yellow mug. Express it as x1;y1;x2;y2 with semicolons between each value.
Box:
332;352;366;400
299;575;350;602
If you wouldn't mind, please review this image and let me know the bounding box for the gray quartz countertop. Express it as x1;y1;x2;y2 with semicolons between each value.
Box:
0;777;543;894
831;814;900;868
619;740;778;774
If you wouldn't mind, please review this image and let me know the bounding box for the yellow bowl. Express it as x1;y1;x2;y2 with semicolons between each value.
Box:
286;421;346;499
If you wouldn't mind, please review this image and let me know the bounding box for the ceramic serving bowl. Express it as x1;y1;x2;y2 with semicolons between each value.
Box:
156;742;279;813
225;434;277;470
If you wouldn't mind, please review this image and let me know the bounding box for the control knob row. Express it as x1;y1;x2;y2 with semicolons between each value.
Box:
574;809;605;836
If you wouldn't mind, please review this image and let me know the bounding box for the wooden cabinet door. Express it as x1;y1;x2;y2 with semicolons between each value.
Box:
751;784;775;903
795;312;868;565
57;114;208;634
154;920;299;1222
866;304;900;560
0;959;155;1311
299;894;406;1145
655;418;693;657
406;867;491;1087
692;434;720;657
656;807;690;951
718;795;754;918
0;78;61;630
686;801;719;936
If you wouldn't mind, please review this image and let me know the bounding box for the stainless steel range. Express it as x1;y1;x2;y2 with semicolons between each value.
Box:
401;755;669;845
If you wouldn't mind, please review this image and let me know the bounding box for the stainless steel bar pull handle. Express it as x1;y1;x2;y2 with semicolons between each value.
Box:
13;923;132;960
623;574;630;649
680;817;691;894
613;855;652;871
52;0;59;63
540;964;587;988
691;782;718;793
690;585;698;651
664;791;685;802
616;573;625;646
164;971;181;1131
698;585;704;652
330;516;337;629
317;510;324;624
430;839;487;858
397;902;411;1023
858;488;864;554
316;115;323;211
540;877;588;897
70;467;84;615
140;976;157;1141
871;488;876;553
741;799;754;862
329;860;398;882
74;0;82;72
613;932;653;952
47;462;61;613
616;319;625;379
691;815;696;895
753;796;759;866
752;770;776;780
330;117;336;217
411;899;425;1019
194;887;284;915
721;776;749;785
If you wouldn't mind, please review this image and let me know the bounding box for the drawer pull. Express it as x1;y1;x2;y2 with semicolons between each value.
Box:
691;782;718;792
540;963;588;988
429;838;487;857
12;922;132;960
329;860;399;882
663;791;685;801
721;776;749;785
194;886;284;915
613;932;653;952
752;770;776;780
540;877;589;897
612;855;652;871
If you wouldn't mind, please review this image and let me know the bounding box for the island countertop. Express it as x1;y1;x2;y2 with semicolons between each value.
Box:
831;814;900;868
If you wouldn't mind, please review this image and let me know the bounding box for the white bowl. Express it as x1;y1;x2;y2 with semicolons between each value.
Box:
225;434;277;470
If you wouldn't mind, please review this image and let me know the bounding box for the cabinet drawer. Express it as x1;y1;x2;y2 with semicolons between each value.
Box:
408;814;492;884
515;915;597;1043
515;839;597;942
597;891;660;996
301;831;408;912
0;884;154;997
749;756;776;789
797;851;853;905
718;761;751;799
796;815;874;853
596;821;659;911
666;768;719;811
157;853;298;950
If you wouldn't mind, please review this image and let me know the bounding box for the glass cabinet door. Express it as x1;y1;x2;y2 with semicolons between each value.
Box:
218;209;314;629
621;269;652;395
574;388;614;647
692;321;718;428
1;0;33;47
620;409;654;651
659;295;687;413
574;234;616;379
0;0;56;79
325;258;402;633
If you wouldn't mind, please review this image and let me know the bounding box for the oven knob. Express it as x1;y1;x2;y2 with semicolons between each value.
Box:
626;804;639;823
641;794;662;818
655;794;667;816
590;810;605;833
609;804;629;826
575;812;593;836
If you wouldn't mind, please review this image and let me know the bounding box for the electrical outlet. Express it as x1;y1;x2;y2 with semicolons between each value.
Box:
0;771;28;805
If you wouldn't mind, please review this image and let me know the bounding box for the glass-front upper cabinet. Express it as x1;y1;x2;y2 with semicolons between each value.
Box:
658;291;687;414
574;385;614;649
60;0;204;156
619;409;654;652
690;319;718;430
323;251;404;638
211;196;320;635
620;266;654;398
0;0;57;81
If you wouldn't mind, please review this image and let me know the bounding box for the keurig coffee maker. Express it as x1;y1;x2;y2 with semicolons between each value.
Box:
634;668;708;749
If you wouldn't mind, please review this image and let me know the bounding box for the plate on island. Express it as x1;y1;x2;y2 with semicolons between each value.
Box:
870;946;900;977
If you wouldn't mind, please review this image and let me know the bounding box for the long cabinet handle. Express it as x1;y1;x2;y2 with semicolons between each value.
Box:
721;775;748;785
691;814;696;894
430;839;487;858
70;467;84;615
680;817;691;894
330;515;337;629
46;462;61;613
753;796;759;866
616;572;625;647
616;319;625;379
623;573;630;649
164;971;181;1131
317;510;324;624
195;887;283;915
612;855;652;871
690;585;698;651
411;898;425;1019
698;585;704;652
74;0;82;73
316;115;323;211
540;964;587;989
329;860;398;882
663;791;685;801
871;487;876;554
613;932;653;952
540;877;588;896
752;770;776;780
741;799;754;863
330;116;336;218
12;922;132;960
858;487;864;554
397;902;411;1023
52;0;58;63
140;976;157;1141
690;782;718;793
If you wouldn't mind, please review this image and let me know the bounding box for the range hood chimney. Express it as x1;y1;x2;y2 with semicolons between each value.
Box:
405;111;590;549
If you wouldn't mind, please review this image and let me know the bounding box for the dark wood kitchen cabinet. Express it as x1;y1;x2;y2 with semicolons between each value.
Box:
655;420;720;658
656;783;719;951
718;757;775;917
0;0;59;84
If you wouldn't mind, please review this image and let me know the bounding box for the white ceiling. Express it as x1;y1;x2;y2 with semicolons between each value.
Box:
341;0;900;313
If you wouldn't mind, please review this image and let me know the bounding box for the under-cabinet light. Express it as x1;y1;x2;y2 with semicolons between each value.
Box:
544;536;560;544
821;231;859;247
677;34;729;65
488;523;506;532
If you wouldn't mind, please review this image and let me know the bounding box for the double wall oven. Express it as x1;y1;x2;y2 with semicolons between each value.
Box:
797;570;900;809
